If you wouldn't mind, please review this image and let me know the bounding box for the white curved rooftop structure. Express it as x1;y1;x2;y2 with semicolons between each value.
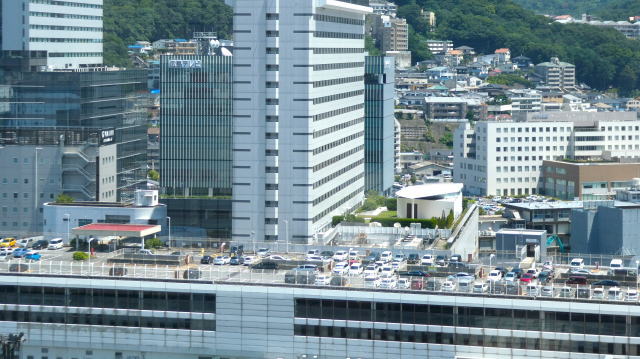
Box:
396;183;464;199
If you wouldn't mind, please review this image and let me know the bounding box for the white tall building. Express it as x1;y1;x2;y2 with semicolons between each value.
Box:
226;0;371;243
454;112;640;196
1;0;103;69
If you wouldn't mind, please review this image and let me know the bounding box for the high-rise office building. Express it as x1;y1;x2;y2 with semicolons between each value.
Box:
226;0;370;243
1;0;103;69
0;51;147;236
160;39;234;242
364;56;395;195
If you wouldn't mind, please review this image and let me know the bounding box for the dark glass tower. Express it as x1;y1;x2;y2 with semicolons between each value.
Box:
364;56;395;195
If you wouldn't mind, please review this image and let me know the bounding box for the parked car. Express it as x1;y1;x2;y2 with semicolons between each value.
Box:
268;255;289;262
108;267;128;277
363;276;381;288
494;267;508;276
9;263;29;273
332;262;350;276
392;253;406;263
17;238;35;248
329;276;350;287
519;273;535;283
525;268;539;278
229;256;245;265
47;238;64;250
607;287;623;300
570;268;590;275
397;278;410;289
364;251;380;264
504;272;517;282
380;251;393;263
488;270;503;282
592;287;605;300
12;248;30;258
306;249;320;258
305;255;324;263
25;252;41;261
407;253;420;264
450;254;463;263
527;284;540;296
0;238;16;248
333;251;348;262
442;280;456;292
566;276;587;285
243;256;255;266
610;258;623;269
399;270;430;278
559;287;576;298
213;256;230;265
200;255;214;264
541;286;554;297
314;274;331;286
420;254;434;266
363;265;379;277
256;248;271;257
435;255;448;267
348;263;363;276
592;280;620;287
320;250;334;260
348;249;359;261
511;268;524;278
379;277;397;289
183;269;202;279
380;265;395;278
542;260;553;271
626;289;638;302
570;258;585;271
139;249;153;255
251;261;278;270
537;271;553;284
473;282;489;293
31;240;49;250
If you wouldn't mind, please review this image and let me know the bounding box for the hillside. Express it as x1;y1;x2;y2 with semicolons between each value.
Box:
510;0;614;16
397;0;640;94
595;0;640;20
103;0;232;66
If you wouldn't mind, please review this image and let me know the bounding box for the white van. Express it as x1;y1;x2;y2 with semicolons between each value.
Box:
610;258;623;269
570;258;584;271
47;238;64;250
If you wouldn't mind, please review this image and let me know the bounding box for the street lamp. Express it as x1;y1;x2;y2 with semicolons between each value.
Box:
489;253;495;270
166;216;172;248
251;231;255;254
283;219;289;254
63;214;71;249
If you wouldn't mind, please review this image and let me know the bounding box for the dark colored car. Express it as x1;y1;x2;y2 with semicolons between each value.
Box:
200;255;213;264
329;276;349;287
566;276;588;285
537;270;553;283
9;264;29;273
593;279;620;287
230;256;245;265
364;252;380;263
407;253;420;264
183;269;202;279
435;255;448;266
449;262;468;271
31;240;49;250
399;270;430;277
450;254;463;263
320;250;334;260
252;261;278;270
511;268;524;278
109;267;128;277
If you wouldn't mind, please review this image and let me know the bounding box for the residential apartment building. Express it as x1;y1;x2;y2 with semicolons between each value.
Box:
508;89;542;113
1;0;103;69
226;0;370;243
534;57;576;90
454;112;640;196
373;15;408;52
160;51;234;241
0;51;147;236
423;97;487;121
426;39;453;55
365;56;395;195
369;1;397;16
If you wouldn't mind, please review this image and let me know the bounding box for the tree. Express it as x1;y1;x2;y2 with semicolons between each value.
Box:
385;198;397;211
148;169;160;181
145;237;164;249
365;35;381;56
445;209;455;228
55;194;74;204
439;132;453;148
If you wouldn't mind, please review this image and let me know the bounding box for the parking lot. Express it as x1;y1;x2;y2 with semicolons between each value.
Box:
0;245;638;304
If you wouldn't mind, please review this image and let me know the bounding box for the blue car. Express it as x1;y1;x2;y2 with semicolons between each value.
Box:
25;252;41;261
12;248;29;258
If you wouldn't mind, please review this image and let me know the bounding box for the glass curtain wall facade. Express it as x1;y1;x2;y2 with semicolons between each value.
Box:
160;55;233;241
364;56;395;195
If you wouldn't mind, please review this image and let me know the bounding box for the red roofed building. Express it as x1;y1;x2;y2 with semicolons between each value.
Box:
494;48;511;64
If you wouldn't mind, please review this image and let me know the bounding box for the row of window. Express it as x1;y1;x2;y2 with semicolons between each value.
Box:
493;125;640;134
294;325;636;356
29;11;102;20
312;89;363;105
313;159;363;189
314;75;363;88
294;299;637;337
313;145;363;172
495;146;562;154
313;103;363;122
0;310;215;331
49;52;102;58
30;38;102;43
313;117;363;138
314;31;363;39
30;24;102;32
313;62;363;71
313;14;364;26
312;186;363;223
312;131;364;155
0;286;216;313
30;0;103;8
313;172;363;206
307;48;364;54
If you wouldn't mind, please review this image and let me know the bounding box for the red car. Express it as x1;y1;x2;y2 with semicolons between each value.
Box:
520;273;535;283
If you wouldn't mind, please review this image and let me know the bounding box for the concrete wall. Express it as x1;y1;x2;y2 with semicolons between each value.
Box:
397;194;462;219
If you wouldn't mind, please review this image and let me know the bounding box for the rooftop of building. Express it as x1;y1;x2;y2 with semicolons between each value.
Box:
544;159;640;166
396;183;463;199
504;200;640;210
496;228;547;236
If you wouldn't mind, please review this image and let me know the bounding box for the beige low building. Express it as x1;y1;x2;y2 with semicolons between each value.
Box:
396;183;463;219
542;160;640;200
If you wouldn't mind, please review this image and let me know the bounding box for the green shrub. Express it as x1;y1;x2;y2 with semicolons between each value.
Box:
369;216;437;229
73;251;89;261
385;198;397;211
145;237;164;249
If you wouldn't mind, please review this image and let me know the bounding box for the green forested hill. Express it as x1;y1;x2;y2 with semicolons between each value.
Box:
510;0;614;16
103;0;640;93
397;0;640;94
595;0;640;20
103;0;232;66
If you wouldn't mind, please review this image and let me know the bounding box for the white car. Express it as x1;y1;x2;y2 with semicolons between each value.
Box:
380;265;395;278
0;247;14;256
421;254;434;266
393;253;405;263
379;277;397;289
380;251;393;263
473;282;489;293
570;258;584;271
349;263;363;276
610;258;623;270
268;255;289;261
306;249;319;257
542;260;554;271
363;265;379;277
256;248;270;257
627;289;638;302
243;256;255;266
305;255;324;262
314;274;331;286
213;256;230;265
527;284;540;296
442;280;456;292
17;238;34;248
592;287;605;300
608;287;623;300
541;286;554;297
397;278;410;289
333;262;350;276
503;272;517;282
348;249;359;261
47;238;64;250
488;270;503;282
525;268;539;278
364;276;381;288
333;251;348;262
